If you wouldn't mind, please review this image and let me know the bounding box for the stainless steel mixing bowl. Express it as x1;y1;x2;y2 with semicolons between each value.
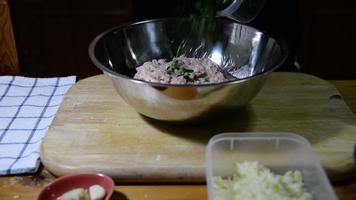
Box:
89;18;287;122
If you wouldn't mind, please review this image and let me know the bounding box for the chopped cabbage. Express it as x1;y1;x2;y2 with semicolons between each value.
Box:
213;161;313;200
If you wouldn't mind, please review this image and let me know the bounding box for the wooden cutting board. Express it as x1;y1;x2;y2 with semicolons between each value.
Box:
40;72;356;182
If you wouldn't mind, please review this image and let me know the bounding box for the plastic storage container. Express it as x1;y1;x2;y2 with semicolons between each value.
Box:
205;132;337;200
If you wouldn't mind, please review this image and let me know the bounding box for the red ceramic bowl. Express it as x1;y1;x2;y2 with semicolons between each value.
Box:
36;173;114;200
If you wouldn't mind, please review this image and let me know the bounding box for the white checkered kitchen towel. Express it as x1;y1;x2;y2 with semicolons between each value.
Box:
0;76;76;175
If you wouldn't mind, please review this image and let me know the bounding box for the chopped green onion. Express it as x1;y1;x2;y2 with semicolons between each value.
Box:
166;59;195;81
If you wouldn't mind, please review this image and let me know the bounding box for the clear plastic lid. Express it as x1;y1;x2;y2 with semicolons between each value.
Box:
205;132;338;200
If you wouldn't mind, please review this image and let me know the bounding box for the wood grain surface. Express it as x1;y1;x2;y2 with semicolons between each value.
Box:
330;80;356;114
0;77;356;199
0;170;355;200
0;169;209;199
0;0;20;75
40;72;356;181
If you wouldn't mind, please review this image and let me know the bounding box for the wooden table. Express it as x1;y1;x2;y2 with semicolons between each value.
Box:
1;79;356;200
0;0;20;75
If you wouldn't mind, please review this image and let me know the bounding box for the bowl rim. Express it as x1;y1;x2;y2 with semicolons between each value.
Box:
88;17;288;87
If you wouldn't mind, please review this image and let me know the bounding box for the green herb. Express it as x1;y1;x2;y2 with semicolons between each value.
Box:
166;59;195;81
174;0;236;57
190;0;217;37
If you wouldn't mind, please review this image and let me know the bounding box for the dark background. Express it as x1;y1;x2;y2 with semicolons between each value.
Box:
8;0;356;79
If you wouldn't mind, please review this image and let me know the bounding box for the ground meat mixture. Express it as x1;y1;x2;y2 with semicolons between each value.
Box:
133;57;231;84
